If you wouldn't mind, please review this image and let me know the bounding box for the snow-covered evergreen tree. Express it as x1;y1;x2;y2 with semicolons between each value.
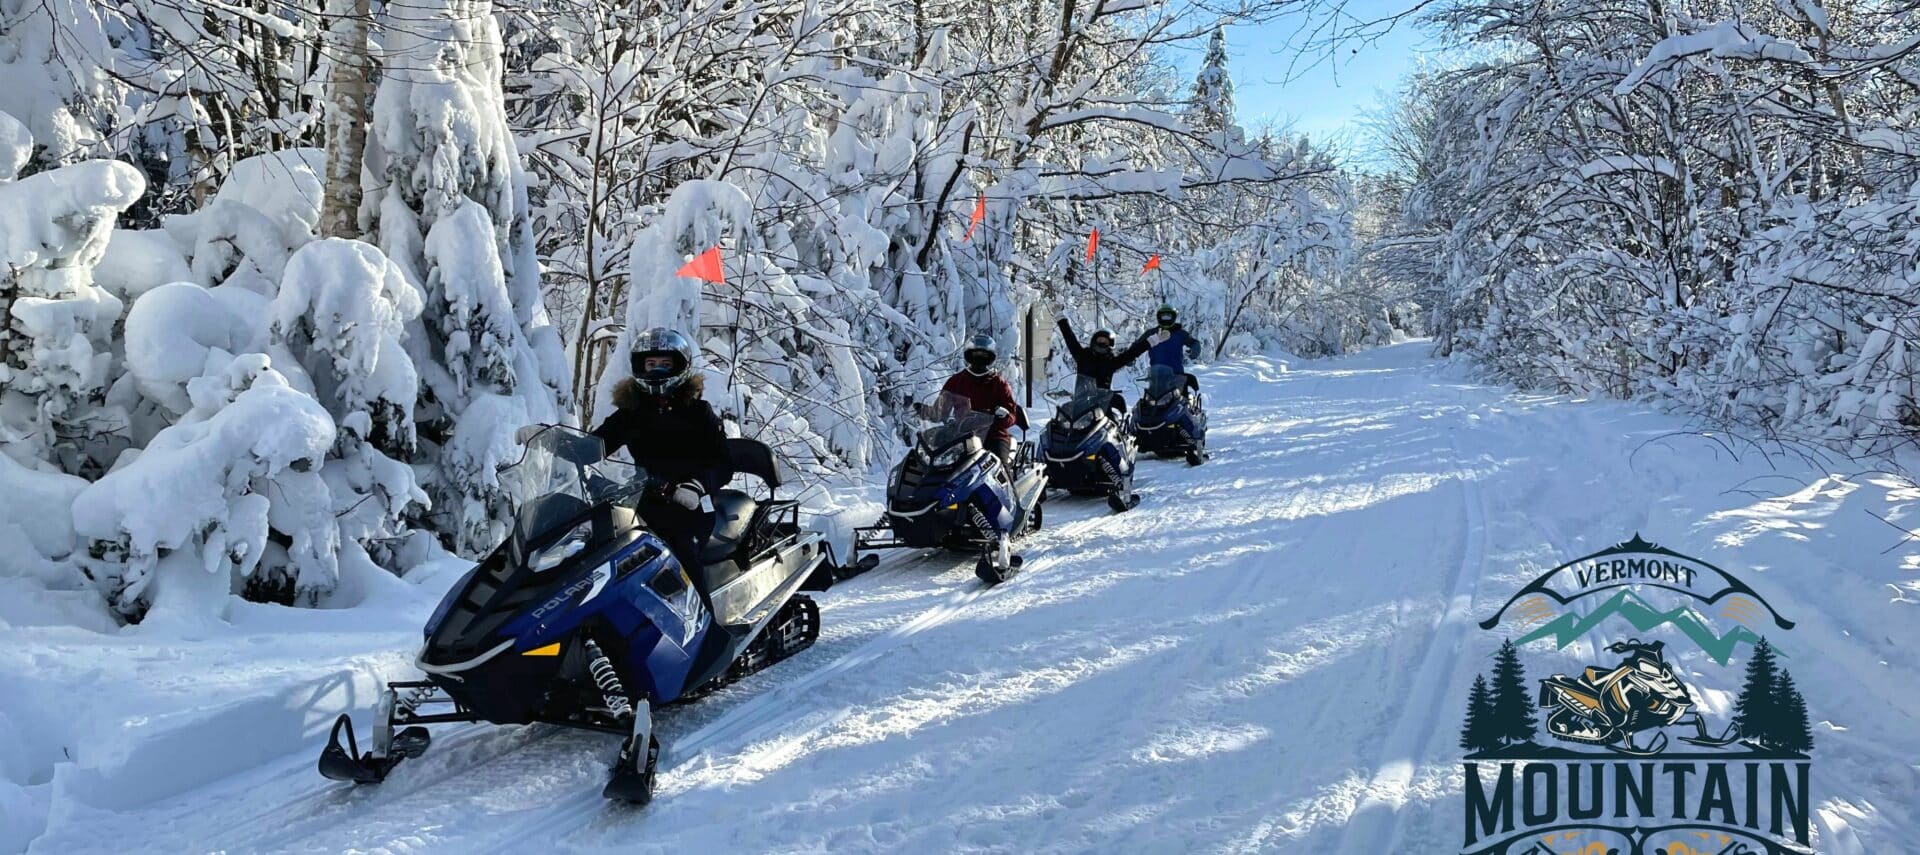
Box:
1190;27;1237;137
365;0;569;553
0;127;146;473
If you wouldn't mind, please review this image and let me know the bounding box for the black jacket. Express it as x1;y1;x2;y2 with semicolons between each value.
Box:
591;375;731;493
1057;318;1147;388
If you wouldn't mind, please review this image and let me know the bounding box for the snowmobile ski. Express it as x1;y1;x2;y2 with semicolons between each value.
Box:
976;553;1024;586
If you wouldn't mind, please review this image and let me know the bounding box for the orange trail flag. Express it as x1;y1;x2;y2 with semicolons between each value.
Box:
676;246;725;284
1142;254;1160;273
965;193;986;241
1085;228;1100;262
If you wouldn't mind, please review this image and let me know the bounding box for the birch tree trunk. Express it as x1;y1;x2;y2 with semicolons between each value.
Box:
319;0;372;239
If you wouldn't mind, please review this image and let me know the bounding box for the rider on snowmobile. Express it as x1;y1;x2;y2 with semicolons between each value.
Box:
1056;317;1147;412
939;333;1028;470
1130;304;1203;395
591;327;730;574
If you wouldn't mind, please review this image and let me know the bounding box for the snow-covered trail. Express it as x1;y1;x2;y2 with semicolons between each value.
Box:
26;342;1920;854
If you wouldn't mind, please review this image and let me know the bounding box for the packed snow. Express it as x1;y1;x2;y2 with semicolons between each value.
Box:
8;344;1916;853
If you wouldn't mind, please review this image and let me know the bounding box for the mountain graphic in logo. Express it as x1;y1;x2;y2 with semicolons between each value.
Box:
1515;588;1767;665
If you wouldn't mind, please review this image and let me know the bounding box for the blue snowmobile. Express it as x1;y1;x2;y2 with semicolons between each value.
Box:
1039;374;1139;513
839;391;1048;586
318;425;832;805
1132;364;1208;465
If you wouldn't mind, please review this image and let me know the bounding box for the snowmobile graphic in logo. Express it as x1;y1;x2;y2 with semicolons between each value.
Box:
1538;639;1739;756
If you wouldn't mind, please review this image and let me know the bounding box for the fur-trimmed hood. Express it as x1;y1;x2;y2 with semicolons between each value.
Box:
612;373;705;410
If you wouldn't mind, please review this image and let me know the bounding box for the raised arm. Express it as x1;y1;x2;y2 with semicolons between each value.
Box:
1055;317;1085;363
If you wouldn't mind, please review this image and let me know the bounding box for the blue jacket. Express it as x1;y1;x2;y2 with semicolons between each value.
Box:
1133;325;1202;373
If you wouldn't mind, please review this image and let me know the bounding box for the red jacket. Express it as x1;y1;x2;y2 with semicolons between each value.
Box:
940;370;1027;445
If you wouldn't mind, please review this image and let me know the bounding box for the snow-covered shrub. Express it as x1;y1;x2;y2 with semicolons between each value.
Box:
72;356;338;621
122;282;258;418
0;148;145;471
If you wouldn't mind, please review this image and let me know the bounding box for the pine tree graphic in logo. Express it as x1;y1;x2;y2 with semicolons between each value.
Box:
1461;640;1540;756
1731;638;1815;757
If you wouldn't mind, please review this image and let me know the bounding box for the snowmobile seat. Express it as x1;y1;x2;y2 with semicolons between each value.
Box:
701;489;758;564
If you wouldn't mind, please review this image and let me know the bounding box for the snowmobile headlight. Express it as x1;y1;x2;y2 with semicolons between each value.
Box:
530;521;593;572
931;444;967;469
1155;391;1178;406
1069;410;1100;430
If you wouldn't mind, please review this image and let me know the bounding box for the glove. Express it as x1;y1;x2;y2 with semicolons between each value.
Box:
994;406;1011;419
669;481;706;511
1150;331;1171;346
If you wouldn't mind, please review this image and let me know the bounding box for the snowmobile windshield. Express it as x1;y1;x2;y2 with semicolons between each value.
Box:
1060;375;1109;424
1144;365;1183;402
916;391;993;453
500;425;640;515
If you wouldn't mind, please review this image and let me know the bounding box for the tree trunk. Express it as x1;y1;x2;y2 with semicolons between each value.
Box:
319;0;372;239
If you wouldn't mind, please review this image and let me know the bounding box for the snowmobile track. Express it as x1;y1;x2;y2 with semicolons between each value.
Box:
1334;400;1492;854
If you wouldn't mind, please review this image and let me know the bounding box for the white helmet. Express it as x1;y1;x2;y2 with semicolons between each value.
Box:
963;333;997;377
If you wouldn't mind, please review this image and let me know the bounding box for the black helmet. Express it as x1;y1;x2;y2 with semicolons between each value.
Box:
630;327;695;395
1091;329;1115;354
963;333;997;376
1155;304;1177;329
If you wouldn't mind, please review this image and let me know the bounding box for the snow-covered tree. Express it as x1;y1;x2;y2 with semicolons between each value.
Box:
366;0;569;553
1190;26;1237;136
1374;0;1920;454
270;239;429;569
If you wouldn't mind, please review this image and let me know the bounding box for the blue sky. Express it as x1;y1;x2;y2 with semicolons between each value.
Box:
1187;4;1445;167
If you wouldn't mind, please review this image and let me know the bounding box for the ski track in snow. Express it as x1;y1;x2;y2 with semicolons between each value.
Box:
24;342;1920;854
